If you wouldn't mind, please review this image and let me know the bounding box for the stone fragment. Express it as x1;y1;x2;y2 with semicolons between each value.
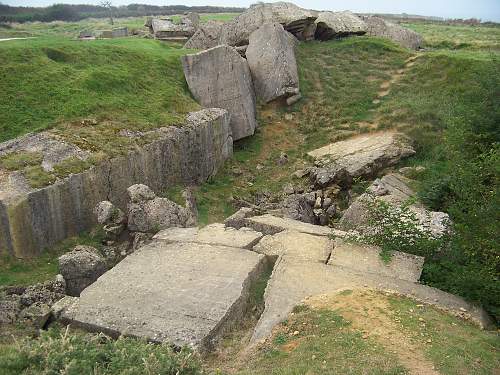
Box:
286;93;303;106
51;296;79;320
60;241;266;351
219;2;318;46
19;302;51;328
246;23;299;103
131;232;154;251
182;45;257;141
151;17;196;40
127;184;156;203
94;201;125;226
314;11;367;40
0;295;21;324
224;207;258;229
362;16;423;50
184;20;223;50
20;276;65;307
58;246;108;297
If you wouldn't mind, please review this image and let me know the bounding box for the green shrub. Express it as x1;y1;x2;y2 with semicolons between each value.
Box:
0;327;202;375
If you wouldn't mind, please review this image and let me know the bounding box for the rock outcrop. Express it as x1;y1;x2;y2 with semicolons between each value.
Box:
362;16;423;50
126;184;196;233
314;11;367;40
58;245;108;296
219;2;318;46
246;23;300;103
0;108;232;258
184;21;223;50
182;46;257;140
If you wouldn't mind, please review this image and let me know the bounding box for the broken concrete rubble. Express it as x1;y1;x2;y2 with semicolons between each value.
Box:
150;13;199;40
362;15;423;50
184;20;223;50
314;11;367;40
246;23;300;103
182;45;257;141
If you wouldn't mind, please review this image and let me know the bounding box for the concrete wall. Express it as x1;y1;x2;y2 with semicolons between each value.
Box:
0;109;232;258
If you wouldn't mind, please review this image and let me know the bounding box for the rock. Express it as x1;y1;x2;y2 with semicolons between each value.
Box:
94;201;126;226
0;294;21;324
151;17;196;40
280;194;316;224
60;241;266;351
51;296;79;320
58;246;108;297
314;196;322;209
182;188;198;227
286;93;303;106
314;11;367;40
219;2;318;46
154;223;263;250
277;152;289;166
182;45;257;141
131;232;153;251
19;302;51;328
339;173;451;237
323;197;332;209
362;16;423;50
283;183;295;195
246;23;300;103
224;207;258;229
127;184;156;203
184;20;223;50
292;169;309;179
325;204;337;218
308;132;415;187
127;185;196;233
20;277;65;307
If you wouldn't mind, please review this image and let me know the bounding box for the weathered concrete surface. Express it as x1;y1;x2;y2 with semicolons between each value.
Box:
154;223;263;249
314;11;367;40
182;45;257;141
60;241;266;351
362;16;423;50
339;173;451;237
0;108;232;258
329;240;424;282
308;132;415;187
246;23;299;103
184;21;223;50
151;17;197;39
219;2;318;46
241;214;347;237
252;238;492;342
254;230;333;263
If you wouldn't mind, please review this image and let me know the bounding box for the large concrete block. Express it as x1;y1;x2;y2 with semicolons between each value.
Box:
0;109;232;258
60;241;266;351
362;16;423;50
246;23;300;103
314;11;367;40
182;45;257;141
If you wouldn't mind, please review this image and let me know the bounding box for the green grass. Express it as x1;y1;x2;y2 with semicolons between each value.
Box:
0;230;103;287
0;37;198;143
235;305;408;375
388;295;500;375
403;22;500;51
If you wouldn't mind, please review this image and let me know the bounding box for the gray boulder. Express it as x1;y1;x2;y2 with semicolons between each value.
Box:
94;201;126;239
126;184;196;233
20;276;66;307
19;302;52;328
182;45;257;141
0;295;21;324
184;20;223;50
362;16;423;50
280;194;316;224
219;2;318;46
58;246;108;297
246;23;300;103
314;11;367;40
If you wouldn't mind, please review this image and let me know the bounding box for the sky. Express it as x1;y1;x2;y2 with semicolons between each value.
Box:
3;0;500;22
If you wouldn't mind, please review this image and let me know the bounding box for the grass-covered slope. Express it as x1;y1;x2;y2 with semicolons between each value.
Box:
0;37;198;142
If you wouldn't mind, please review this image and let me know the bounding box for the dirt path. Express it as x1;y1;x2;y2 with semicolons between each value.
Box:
374;54;421;103
306;289;441;375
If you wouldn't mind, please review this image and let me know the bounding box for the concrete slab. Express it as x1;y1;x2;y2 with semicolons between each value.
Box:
243;214;346;238
254;230;333;263
61;241;265;351
153;223;263;249
328;240;424;282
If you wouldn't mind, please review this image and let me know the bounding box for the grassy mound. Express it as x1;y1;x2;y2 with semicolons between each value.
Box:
0;37;198;143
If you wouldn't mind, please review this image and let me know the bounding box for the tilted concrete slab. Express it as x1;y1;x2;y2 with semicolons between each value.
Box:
242;214;346;238
329;240;424;282
153;223;263;249
60;240;265;351
254;230;333;263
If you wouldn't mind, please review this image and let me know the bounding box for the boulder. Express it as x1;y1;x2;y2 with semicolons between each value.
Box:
219;2;318;46
151;17;196;39
308;132;415;188
94;201;126;239
246;23;300;103
280;194;316;224
127;184;156;203
184;20;222;50
0;294;21;324
182;45;257;141
58;246;108;297
362;16;423;50
19;302;52;328
314;11;367;40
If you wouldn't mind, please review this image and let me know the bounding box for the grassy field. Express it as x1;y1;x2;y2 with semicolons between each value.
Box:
0;13;239;39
